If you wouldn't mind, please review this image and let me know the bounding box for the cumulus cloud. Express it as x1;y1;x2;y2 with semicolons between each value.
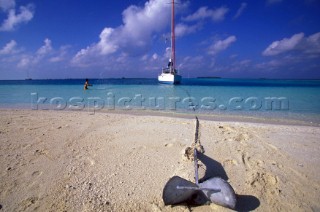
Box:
304;32;320;55
72;0;173;66
175;23;201;37
0;40;19;55
0;37;70;72
31;38;52;64
208;36;237;55
49;45;70;63
233;3;247;19
36;38;52;56
97;28;118;55
262;32;320;56
183;6;229;22
0;0;15;11
17;38;53;68
0;4;34;31
263;33;304;56
17;55;31;68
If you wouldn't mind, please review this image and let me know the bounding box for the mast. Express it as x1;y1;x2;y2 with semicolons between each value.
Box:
171;0;175;71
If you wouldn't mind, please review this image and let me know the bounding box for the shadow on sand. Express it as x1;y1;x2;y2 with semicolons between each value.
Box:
196;152;260;211
197;152;229;181
235;195;260;211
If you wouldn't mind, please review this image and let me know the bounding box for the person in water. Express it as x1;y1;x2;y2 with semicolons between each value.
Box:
84;79;92;90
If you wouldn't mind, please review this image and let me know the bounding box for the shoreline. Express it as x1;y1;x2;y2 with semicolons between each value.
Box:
1;109;320;211
1;107;319;127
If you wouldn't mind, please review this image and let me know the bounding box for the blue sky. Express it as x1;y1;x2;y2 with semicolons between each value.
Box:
0;0;320;79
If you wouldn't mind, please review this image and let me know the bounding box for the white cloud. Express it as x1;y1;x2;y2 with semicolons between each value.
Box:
17;55;31;68
72;0;173;66
16;38;53;68
233;3;247;19
0;4;34;31
0;40;18;55
304;32;320;54
175;23;201;37
49;45;70;63
32;38;52;64
258;32;320;71
208;36;237;55
262;32;320;56
183;6;229;22
97;28;118;55
36;38;52;56
263;33;304;56
0;37;72;72
0;0;15;11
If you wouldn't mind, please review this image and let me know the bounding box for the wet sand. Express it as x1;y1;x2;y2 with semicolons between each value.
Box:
0;109;319;211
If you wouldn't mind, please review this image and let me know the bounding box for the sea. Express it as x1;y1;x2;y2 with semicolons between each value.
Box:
1;78;320;125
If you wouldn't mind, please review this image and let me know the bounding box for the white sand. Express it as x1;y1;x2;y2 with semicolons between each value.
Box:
0;109;319;211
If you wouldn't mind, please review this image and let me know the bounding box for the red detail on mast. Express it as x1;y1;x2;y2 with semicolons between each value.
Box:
171;0;175;70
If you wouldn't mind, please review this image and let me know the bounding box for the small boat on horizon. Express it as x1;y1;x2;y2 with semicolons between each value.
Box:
158;0;181;85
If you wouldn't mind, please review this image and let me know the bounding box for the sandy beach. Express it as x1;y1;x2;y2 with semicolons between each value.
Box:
0;109;319;211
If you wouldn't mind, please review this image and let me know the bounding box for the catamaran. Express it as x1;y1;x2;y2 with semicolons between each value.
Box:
158;0;182;84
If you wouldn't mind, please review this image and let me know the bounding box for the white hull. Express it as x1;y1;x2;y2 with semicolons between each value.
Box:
158;73;182;84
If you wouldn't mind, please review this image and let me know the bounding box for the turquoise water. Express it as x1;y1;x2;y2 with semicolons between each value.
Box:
1;78;320;123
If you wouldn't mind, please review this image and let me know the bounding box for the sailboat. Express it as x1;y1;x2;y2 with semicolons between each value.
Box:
158;0;182;84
